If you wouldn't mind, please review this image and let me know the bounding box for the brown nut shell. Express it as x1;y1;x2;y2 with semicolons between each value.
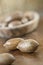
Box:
8;21;22;28
12;11;23;20
17;39;39;53
21;17;28;24
24;11;34;21
4;38;24;51
0;53;15;65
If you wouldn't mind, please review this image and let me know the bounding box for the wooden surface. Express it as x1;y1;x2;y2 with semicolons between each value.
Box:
0;17;43;65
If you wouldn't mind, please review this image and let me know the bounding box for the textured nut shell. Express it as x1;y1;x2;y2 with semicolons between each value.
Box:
21;17;28;24
4;38;24;51
11;11;23;20
0;53;15;65
17;39;39;53
0;16;12;27
24;11;34;20
8;21;22;28
4;16;12;23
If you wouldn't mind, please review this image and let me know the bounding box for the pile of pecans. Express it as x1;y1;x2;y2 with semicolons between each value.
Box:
0;11;33;28
3;38;39;53
0;38;39;65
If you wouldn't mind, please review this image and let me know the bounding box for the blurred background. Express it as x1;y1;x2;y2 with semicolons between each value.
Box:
0;0;43;16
